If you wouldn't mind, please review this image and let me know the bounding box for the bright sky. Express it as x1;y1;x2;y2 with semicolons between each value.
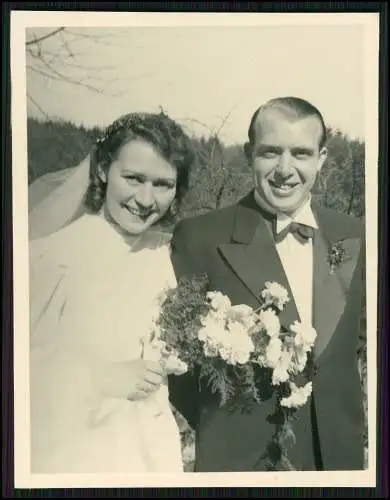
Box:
25;21;370;145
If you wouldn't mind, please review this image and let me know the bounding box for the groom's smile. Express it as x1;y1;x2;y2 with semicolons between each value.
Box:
246;107;328;216
268;178;300;197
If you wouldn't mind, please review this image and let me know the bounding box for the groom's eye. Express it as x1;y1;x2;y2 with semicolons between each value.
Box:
256;146;281;159
292;148;314;159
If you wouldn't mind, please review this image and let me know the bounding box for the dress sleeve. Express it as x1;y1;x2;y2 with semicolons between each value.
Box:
28;241;102;472
29;240;67;344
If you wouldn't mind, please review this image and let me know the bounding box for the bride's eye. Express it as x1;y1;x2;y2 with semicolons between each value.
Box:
124;174;143;184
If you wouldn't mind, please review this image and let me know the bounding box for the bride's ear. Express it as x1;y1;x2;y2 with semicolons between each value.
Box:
91;145;107;184
97;164;107;183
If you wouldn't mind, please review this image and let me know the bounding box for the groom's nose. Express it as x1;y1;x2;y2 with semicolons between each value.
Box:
274;153;294;179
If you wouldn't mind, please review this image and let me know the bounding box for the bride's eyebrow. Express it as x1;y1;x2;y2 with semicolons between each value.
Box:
120;169;176;183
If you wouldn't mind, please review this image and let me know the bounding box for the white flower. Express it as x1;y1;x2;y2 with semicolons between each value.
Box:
290;321;317;352
261;281;290;311
216;323;254;365
264;337;283;368
226;320;247;336
280;381;313;408
198;317;226;343
199;313;254;365
230;332;254;365
259;309;281;338
219;341;252;365
207;291;231;313
234;349;251;365
226;304;257;330
163;354;188;375
294;349;308;373
272;348;294;385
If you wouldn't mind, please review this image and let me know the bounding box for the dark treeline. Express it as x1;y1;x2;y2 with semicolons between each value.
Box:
27;117;365;220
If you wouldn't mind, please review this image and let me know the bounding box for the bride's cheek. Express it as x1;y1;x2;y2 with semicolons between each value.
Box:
160;190;176;213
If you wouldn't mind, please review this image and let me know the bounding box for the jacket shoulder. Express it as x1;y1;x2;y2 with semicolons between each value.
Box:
175;203;238;236
314;204;365;239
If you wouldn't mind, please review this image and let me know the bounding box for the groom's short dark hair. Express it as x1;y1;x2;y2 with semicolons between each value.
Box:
247;96;327;149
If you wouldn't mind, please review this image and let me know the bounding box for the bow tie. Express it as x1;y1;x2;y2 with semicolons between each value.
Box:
274;221;315;244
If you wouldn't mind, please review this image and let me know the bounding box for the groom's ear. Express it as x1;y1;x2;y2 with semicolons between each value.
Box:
317;146;328;173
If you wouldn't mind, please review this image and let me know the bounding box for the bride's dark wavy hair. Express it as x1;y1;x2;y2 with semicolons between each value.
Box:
84;111;195;222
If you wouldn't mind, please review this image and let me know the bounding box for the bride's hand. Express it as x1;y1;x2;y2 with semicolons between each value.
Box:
98;359;165;401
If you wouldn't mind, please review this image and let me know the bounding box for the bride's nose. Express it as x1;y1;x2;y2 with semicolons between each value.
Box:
135;182;154;209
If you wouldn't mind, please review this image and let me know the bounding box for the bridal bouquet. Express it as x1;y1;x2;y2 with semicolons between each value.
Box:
148;274;317;470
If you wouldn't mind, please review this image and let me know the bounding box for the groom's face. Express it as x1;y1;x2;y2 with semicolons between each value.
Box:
247;110;327;216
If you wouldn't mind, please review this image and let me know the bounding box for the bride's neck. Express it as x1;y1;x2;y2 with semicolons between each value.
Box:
98;207;142;247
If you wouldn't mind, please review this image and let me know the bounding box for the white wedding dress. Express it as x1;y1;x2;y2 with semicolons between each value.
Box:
29;213;184;474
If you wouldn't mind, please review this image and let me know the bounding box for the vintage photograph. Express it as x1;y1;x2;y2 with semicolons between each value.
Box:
11;10;379;489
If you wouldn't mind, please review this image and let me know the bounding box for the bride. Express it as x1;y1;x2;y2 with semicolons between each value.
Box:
28;112;195;474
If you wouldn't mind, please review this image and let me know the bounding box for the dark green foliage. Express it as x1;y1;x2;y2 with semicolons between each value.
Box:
199;360;236;406
27;117;103;184
156;274;210;369
312;128;366;217
263;400;299;471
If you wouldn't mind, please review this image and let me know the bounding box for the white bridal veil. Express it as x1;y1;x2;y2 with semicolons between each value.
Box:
28;155;91;241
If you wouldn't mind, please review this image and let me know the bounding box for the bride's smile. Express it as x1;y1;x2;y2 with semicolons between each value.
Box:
99;139;178;235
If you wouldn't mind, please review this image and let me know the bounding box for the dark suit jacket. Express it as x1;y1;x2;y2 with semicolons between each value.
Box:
168;190;366;472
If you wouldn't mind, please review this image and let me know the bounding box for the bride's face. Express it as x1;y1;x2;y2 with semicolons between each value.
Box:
100;139;177;235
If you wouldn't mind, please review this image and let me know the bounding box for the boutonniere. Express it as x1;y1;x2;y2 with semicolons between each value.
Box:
327;240;348;275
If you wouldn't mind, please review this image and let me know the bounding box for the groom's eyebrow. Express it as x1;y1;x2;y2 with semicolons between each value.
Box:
255;145;283;155
255;145;316;155
291;147;316;156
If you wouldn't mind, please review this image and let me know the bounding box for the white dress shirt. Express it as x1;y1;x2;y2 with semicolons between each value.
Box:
254;192;318;326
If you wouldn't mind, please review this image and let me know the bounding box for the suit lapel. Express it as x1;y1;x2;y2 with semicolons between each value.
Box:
312;205;363;363
216;194;363;364
218;195;301;330
312;228;346;361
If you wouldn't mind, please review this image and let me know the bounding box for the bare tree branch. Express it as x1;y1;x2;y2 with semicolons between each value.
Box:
212;109;233;139
27;64;108;94
27;92;50;119
179;117;214;135
26;27;146;111
26;28;65;46
65;28;127;47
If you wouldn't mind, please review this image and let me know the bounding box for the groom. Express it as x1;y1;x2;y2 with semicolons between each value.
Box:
168;96;366;471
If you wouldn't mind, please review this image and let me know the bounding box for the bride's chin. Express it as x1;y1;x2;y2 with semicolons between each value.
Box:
123;218;156;235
